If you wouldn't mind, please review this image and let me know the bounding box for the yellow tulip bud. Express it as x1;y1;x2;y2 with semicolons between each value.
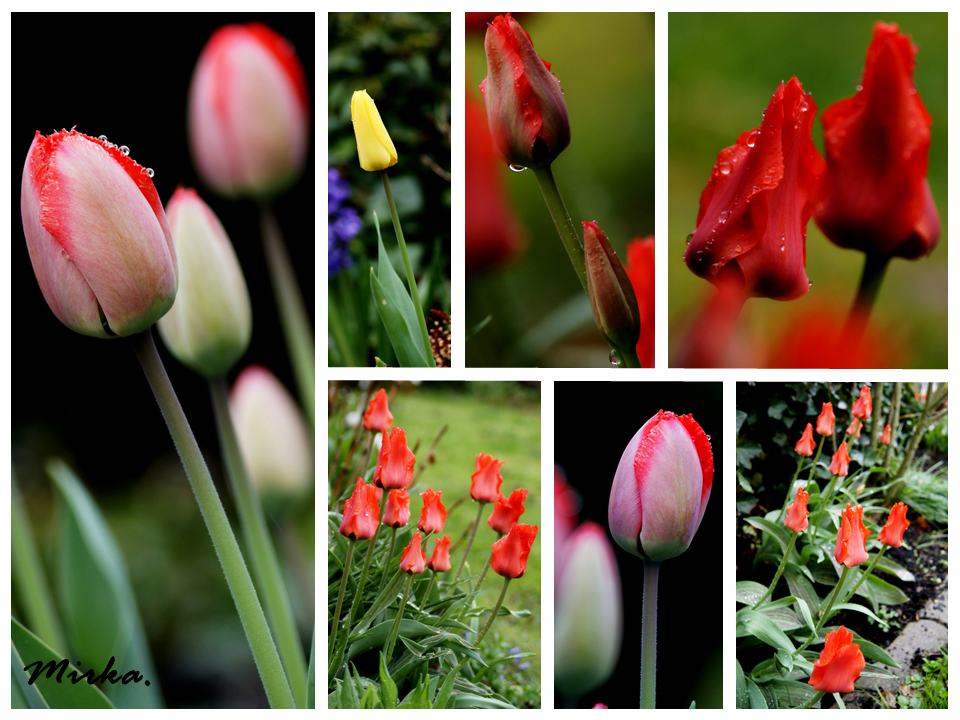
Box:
351;90;398;172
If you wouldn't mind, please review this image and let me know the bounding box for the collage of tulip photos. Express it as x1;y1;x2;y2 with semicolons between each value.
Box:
12;13;316;709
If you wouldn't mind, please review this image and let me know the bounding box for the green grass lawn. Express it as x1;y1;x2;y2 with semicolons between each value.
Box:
386;383;542;677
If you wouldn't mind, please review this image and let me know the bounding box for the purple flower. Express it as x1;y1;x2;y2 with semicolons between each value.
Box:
328;166;362;274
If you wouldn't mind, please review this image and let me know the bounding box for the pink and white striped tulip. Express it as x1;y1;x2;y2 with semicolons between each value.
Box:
21;129;177;338
188;23;309;199
608;410;714;561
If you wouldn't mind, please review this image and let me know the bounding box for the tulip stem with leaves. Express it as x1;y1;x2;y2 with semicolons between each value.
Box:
476;576;512;646
752;532;800;609
209;378;308;707
329;538;355;662
531;165;587;291
841;546;887;606
777;456;806;522
453;503;486;585
132;330;295;709
384;574;416;660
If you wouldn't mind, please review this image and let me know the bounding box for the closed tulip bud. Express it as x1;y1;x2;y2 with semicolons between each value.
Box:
879;424;892;445
846;417;863;438
471;453;505;503
417;488;448;535
877;502;910;547
480;13;570;168
609;410;714;561
816;402;836;436
21;129;177;338
487;488;528;535
835;504;871;567
339;478;380;540
374;427;416;490
399;532;427;574
156;189;251;376
229;365;312;494
795;423;816;456
427;535;452;573
784;487;809;533
829;441;852;477
491;523;538;579
362;388;393;434
351;90;398;172
189;23;308;198
383;489;410;529
807;626;865;693
555;522;623;698
852;384;872;420
583;221;642;360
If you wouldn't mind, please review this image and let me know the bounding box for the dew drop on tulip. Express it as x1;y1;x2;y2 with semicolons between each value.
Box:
685;232;693;244
98;134;108;142
746;130;759;147
709;262;720;275
719;161;731;175
146;168;154;178
509;164;526;173
734;244;742;253
120;145;130;156
609;349;620;367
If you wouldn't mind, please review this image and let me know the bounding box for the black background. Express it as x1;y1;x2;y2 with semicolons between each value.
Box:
11;13;315;491
555;381;724;709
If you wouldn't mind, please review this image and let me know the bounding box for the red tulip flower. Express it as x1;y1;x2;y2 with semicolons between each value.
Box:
479;13;570;169
879;424;892;445
877;502;910;547
816;402;836;436
795;423;816;456
466;12;503;32
427;535;452;573
383;489;410;529
828;441;852;477
374;427;416;490
852;384;873;420
417;488;448;534
188;23;308;199
608;410;714;561
846;417;862;439
835;504;871;567
21;129;177;338
491;523;538;579
785;486;809;534
471;452;505;503
814;23;940;259
339;478;380;540
487;488;528;535
807;625;866;693
362;388;393;434
399;532;427;574
684;77;825;301
624;237;656;368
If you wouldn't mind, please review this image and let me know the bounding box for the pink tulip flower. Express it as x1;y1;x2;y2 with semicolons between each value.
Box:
188;23;309;199
21;129;177;338
608;410;714;561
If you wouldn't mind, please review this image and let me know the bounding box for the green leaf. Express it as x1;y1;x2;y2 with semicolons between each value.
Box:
854;637;899;667
737;610;795;653
794;597;816;635
746;679;768;709
341;665;360;708
379;652;398;708
47;460;163;708
11;617;114;709
360;682;381;709
863;573;910;608
874;554;916;582
767;678;819;708
347;619;438;663
306;630;315;709
827;602;884;625
736;581;768;605
12;642;49;708
784;566;821;614
434;658;461;709
744;517;800;561
736;660;748;709
737;441;763;469
736;409;748;434
450;693;516;709
758;606;803;632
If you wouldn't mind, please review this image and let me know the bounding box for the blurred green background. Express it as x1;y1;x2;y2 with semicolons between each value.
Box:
669;13;947;367
466;13;655;367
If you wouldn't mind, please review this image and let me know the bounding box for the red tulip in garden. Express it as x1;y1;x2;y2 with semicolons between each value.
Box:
807;626;866;694
795;423;816;456
488;488;528;535
608;410;713;707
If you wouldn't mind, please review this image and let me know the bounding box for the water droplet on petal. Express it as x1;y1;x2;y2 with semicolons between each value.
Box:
98;134;108;142
856;84;863;92
609;350;621;367
734;244;742;253
709;263;720;276
119;145;130;156
800;101;809;112
146;168;154;178
686;231;694;244
508;164;526;173
746;130;759;147
718;161;732;175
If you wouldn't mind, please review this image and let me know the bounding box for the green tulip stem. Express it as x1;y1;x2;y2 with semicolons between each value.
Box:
378;527;399;595
777;455;807;522
531;164;587;292
797;690;826;709
806;434;827;485
810;474;841;543
476;576;511;646
259;206;315;426
349;504;386;625
379;170;437;367
843;252;890;346
459;544;498;620
416;572;437;621
330;539;356;660
384;574;415;660
209;379;308;707
641;560;660;709
360;433;376;481
841;546;887;606
453;503;486;585
815;565;851;636
132;330;295;709
752;532;800;609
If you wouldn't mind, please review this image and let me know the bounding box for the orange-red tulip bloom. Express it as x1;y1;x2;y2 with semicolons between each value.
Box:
877;502;910;547
852;384;872;420
488;488;528;535
785;486;809;533
879;424;892;445
808;625;866;693
471;452;505;503
795;423;816;456
492;523;538;579
417;488;448;535
374;427;416;490
816;402;836;436
829;441;852;477
846;417;862;439
835;504;871;567
624;237;655;368
383;489;410;529
362;388;393;434
427;535;452;573
400;532;427;574
339;478;380;540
